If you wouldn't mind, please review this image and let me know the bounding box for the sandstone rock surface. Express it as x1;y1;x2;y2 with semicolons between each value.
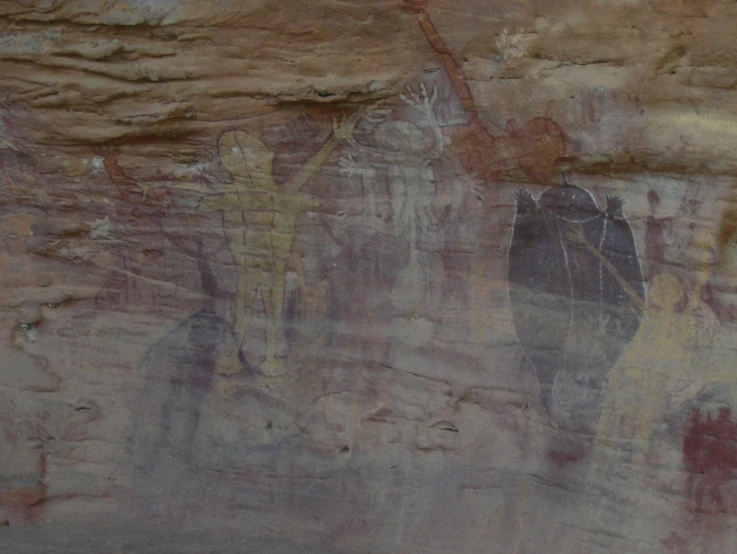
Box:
2;1;737;552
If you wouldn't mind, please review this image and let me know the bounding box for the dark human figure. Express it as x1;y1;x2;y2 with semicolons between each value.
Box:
508;174;645;460
130;238;241;472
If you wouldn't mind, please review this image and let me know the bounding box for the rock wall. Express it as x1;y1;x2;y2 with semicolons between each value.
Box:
2;1;737;552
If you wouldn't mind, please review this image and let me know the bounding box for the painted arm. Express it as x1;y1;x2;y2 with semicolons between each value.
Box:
687;227;716;313
338;153;379;216
103;152;233;202
407;2;483;128
400;83;446;159
286;134;340;193
103;153;158;202
286;105;387;193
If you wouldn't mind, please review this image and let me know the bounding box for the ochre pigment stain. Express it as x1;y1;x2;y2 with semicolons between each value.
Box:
682;407;737;515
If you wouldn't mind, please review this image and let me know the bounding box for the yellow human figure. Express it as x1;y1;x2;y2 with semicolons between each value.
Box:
202;109;373;375
594;228;720;459
596;275;687;446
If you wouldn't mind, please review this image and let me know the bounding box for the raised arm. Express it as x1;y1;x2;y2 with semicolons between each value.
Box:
286;104;387;193
400;82;445;159
103;150;226;202
338;152;379;216
103;152;182;206
286;132;341;193
404;1;483;129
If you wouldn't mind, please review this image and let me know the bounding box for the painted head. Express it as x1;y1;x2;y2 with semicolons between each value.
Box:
648;273;684;312
539;173;599;222
218;130;275;186
647;190;661;209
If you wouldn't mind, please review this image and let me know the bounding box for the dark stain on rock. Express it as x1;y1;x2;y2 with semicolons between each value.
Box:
134;310;230;467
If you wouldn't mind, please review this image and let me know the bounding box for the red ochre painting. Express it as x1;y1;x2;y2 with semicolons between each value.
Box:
2;1;737;552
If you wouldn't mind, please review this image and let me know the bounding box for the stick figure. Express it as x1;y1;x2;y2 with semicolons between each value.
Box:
339;84;479;312
339;83;463;246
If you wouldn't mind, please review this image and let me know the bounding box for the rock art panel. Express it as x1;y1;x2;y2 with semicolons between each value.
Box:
595;274;717;453
5;0;737;552
593;223;733;473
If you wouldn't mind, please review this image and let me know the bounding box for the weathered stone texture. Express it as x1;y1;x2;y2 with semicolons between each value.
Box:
2;1;737;552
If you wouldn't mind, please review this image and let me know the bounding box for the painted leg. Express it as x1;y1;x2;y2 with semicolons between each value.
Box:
219;254;253;376
261;262;287;376
234;270;254;342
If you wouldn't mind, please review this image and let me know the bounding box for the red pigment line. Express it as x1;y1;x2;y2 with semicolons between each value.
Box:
415;10;484;130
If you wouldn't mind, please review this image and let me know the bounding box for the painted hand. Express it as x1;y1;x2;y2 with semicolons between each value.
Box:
513;188;535;211
605;193;625;219
332;112;360;142
400;82;438;118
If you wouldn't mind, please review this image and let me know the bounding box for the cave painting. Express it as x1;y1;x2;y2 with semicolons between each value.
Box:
340;83;447;233
201;107;381;375
683;407;737;516
95;150;171;312
339;83;471;311
594;272;720;457
403;0;570;186
105;106;382;374
131;238;239;472
644;185;704;282
203;130;317;376
508;174;645;445
592;225;737;481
